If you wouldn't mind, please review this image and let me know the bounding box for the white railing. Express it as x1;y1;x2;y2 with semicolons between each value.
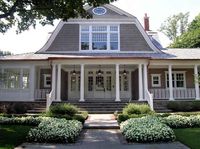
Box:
34;89;51;100
149;88;196;99
145;89;154;111
46;90;54;111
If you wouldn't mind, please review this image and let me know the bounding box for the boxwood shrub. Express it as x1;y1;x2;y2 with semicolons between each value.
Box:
117;114;146;124
120;116;175;143
48;103;78;117
0;116;44;126
122;103;153;115
27;118;82;143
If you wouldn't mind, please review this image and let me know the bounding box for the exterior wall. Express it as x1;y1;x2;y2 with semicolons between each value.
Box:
148;68;195;89
120;24;153;52
40;69;51;89
46;24;79;51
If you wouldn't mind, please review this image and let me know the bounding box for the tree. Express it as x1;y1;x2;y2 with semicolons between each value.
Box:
170;13;200;48
0;0;116;33
159;12;189;41
0;50;12;56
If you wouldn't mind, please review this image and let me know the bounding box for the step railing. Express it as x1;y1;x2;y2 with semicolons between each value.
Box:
145;89;154;111
46;89;54;111
35;89;51;100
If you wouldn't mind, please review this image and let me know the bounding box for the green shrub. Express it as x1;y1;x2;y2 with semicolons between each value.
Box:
122;103;153;115
80;111;88;120
0;116;44;126
27;118;82;143
120;116;175;143
48;103;78;117
167;101;193;112
162;115;200;128
73;115;85;124
117;114;146;123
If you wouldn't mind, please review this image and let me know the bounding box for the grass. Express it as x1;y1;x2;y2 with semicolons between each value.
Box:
0;125;33;149
174;128;200;149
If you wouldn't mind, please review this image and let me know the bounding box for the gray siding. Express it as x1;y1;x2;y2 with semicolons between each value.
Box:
120;24;153;51
47;24;79;51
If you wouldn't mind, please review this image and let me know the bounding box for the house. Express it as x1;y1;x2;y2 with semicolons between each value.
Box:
0;4;200;110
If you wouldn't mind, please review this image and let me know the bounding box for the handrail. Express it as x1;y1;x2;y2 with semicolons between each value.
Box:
145;89;154;111
46;89;54;111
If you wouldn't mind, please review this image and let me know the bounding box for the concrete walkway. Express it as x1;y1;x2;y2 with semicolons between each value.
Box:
15;114;190;149
84;114;119;129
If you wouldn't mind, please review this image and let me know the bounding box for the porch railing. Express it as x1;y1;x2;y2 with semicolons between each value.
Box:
34;89;51;100
149;88;196;99
46;89;54;111
145;89;154;110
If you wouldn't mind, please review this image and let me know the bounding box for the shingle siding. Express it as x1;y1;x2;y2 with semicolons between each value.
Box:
47;24;79;51
120;24;153;51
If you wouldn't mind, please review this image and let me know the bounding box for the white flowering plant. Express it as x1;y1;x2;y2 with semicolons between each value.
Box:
162;115;200;128
120;116;175;143
27;118;83;143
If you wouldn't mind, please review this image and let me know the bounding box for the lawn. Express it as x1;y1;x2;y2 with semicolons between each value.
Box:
174;128;200;149
0;125;33;149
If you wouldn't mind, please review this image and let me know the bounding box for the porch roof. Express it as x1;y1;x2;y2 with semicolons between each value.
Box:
0;48;200;61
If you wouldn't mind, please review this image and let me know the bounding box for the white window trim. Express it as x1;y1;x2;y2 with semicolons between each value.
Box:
44;74;51;88
79;24;120;52
151;74;161;87
165;71;186;89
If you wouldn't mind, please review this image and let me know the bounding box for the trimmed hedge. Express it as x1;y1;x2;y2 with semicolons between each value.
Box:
27;118;82;143
167;101;200;112
0;116;44;126
120;116;175;143
117;114;147;123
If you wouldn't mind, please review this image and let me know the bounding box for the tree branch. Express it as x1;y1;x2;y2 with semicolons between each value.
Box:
0;0;20;19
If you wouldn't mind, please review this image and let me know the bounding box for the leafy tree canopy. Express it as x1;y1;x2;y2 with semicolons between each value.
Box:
159;12;189;41
0;0;116;33
170;13;200;48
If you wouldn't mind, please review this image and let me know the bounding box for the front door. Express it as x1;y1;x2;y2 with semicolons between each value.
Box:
85;70;114;99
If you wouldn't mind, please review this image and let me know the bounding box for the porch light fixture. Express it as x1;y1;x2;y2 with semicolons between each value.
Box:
123;65;127;76
97;65;103;76
72;65;76;76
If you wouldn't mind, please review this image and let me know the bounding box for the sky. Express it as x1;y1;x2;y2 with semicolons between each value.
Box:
0;0;200;54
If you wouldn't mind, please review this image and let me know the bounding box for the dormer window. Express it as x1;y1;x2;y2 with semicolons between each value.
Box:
80;25;119;51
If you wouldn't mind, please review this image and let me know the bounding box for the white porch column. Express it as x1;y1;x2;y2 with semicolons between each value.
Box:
52;64;57;100
143;64;148;100
168;65;174;100
30;65;35;100
194;65;200;100
138;64;143;101
56;64;61;101
80;64;85;102
115;64;120;102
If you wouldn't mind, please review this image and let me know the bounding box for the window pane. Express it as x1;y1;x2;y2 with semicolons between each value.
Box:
92;33;107;50
92;33;107;42
5;69;20;89
93;42;107;50
81;26;89;31
92;26;107;32
23;69;29;89
81;42;89;50
110;33;118;42
110;26;118;31
110;42;118;50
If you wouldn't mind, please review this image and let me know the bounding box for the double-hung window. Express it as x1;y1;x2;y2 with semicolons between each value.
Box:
166;72;185;88
80;25;119;51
